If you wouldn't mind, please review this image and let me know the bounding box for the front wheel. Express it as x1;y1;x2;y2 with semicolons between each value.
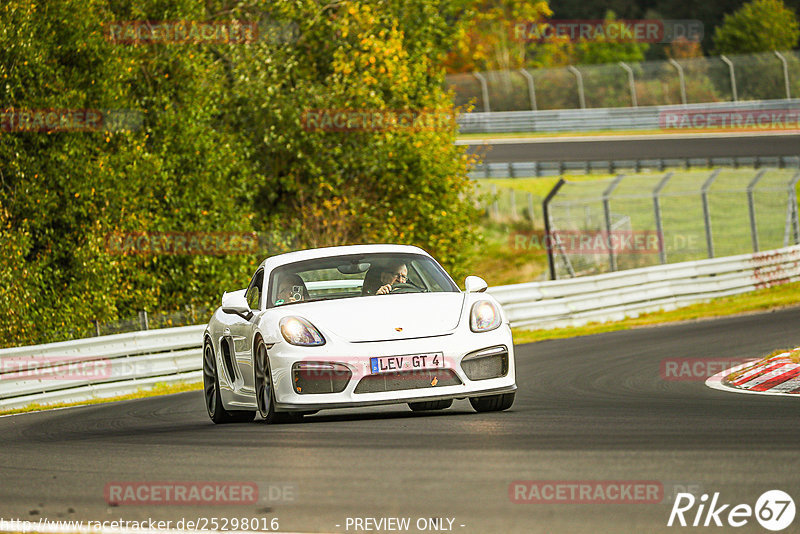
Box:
203;341;255;424
254;341;279;423
469;392;515;413
254;341;303;424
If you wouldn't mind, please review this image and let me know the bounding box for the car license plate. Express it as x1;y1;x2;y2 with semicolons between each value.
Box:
370;353;444;374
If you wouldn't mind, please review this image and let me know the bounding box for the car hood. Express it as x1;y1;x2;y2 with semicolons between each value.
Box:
292;292;465;342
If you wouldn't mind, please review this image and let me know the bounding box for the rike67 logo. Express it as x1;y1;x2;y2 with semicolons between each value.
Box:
668;490;795;531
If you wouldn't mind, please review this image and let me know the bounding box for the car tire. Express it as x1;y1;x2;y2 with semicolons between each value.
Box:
469;392;515;413
408;399;453;411
254;340;302;424
254;340;279;423
203;340;255;424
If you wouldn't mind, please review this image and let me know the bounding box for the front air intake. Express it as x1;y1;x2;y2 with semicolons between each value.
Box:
460;346;509;381
292;362;351;394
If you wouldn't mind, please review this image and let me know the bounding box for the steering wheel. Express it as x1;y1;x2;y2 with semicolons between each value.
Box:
389;282;426;294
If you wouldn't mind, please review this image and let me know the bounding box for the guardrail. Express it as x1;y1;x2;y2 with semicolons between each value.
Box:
457;98;800;134
467;155;800;179
487;244;800;329
0;325;204;410
1;244;798;410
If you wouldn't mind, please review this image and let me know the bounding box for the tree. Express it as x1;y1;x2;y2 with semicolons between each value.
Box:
713;0;800;54
224;1;481;275
0;0;483;346
442;0;553;72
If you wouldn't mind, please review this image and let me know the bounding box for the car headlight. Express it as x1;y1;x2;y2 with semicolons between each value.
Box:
280;316;326;346
470;300;502;332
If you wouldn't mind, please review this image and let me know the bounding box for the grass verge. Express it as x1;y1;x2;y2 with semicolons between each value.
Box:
511;280;800;345
0;380;202;416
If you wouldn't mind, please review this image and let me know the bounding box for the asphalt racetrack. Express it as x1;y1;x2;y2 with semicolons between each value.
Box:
2;307;800;533
462;132;800;163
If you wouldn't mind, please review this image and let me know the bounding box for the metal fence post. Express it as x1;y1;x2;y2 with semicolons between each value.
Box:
652;172;673;264
527;192;535;221
518;68;537;111
701;169;721;258
747;169;767;252
567;66;586;109
668;59;687;105
773;51;791;99
603;175;625;272
139;310;149;330
789;171;800;245
509;189;517;220
473;72;491;113
490;183;498;220
618;62;637;107
543;179;566;280
720;55;737;102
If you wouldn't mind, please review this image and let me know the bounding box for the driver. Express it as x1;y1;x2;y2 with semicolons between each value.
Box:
375;261;408;295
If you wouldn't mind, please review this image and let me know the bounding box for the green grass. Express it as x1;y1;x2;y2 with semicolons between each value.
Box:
473;169;800;277
0;380;202;416
511;280;800;344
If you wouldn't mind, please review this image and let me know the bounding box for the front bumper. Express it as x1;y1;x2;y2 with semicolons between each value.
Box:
269;325;516;412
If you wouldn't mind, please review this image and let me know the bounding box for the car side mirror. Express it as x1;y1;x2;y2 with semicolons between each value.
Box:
464;275;488;293
222;289;253;320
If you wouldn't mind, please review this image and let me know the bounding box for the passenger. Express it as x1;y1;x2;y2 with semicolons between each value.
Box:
274;273;308;305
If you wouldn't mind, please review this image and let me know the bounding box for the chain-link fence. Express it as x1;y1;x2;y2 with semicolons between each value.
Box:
48;307;209;342
536;168;800;279
449;50;800;112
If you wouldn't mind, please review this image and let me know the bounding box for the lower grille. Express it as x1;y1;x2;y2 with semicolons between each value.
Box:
354;369;462;394
292;362;351;394
461;346;509;381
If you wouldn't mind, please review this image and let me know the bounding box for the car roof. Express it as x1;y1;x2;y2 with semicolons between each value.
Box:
258;244;432;273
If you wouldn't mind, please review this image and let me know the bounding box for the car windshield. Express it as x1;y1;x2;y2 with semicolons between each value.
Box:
267;253;459;308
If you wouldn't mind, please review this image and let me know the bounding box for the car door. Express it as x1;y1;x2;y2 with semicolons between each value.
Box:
226;267;264;395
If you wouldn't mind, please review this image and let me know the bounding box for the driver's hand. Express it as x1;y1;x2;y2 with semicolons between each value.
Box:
376;284;392;295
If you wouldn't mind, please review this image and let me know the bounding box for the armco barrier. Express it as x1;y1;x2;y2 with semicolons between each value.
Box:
458;98;800;134
487;244;800;329
466;155;800;179
1;244;798;410
0;325;204;410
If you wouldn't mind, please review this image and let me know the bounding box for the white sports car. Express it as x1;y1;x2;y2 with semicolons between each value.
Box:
202;244;516;423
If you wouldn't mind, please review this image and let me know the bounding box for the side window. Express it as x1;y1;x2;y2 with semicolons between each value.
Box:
246;269;264;310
